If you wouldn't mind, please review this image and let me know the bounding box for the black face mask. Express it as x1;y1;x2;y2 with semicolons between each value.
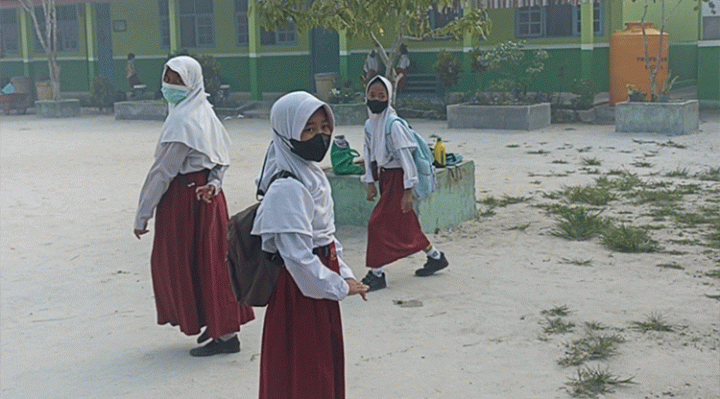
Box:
366;99;388;114
290;134;331;162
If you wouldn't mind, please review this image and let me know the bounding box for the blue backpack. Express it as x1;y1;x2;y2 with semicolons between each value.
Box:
365;116;437;200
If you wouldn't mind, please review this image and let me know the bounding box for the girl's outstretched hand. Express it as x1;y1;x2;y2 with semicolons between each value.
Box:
195;184;215;203
346;278;369;301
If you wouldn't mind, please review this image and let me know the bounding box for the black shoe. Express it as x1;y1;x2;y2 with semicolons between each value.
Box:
361;271;387;292
415;252;449;277
197;328;210;344
189;335;240;357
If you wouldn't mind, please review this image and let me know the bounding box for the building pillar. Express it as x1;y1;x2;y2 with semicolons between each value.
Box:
247;0;261;101
84;3;96;87
580;0;595;81
18;8;31;77
168;0;181;53
339;29;349;85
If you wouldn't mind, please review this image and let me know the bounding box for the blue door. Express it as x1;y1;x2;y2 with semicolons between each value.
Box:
310;28;339;90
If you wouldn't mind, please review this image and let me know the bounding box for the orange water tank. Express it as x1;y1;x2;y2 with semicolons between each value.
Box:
609;22;669;105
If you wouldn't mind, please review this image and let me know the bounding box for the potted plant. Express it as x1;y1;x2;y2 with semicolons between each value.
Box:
447;41;551;130
18;0;80;117
615;0;703;135
327;79;366;126
570;79;598;123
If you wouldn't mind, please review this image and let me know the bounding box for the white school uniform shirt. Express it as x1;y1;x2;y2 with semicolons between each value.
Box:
251;91;355;301
361;75;419;189
134;56;232;231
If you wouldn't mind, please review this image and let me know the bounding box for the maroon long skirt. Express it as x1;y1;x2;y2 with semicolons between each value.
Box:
151;170;254;340
259;242;345;399
366;168;430;268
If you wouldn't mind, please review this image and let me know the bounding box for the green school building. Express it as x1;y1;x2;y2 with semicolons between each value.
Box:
1;0;718;107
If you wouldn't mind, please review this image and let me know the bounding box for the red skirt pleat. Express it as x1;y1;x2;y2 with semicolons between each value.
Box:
259;242;345;399
366;168;430;268
151;170;254;339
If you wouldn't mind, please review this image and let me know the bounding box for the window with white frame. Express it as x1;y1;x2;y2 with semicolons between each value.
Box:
702;1;720;40
235;0;248;45
260;23;297;46
159;0;216;49
517;1;604;39
1;8;20;55
34;5;78;52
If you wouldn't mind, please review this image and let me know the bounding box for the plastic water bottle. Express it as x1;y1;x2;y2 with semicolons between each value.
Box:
433;137;446;167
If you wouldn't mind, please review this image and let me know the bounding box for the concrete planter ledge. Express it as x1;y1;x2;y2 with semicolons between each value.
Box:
615;100;699;135
326;160;477;234
115;100;168;121
35;99;81;118
329;103;367;126
447;102;551;130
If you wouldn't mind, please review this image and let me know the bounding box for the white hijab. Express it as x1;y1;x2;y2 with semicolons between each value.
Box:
252;92;336;241
155;56;231;165
365;75;416;167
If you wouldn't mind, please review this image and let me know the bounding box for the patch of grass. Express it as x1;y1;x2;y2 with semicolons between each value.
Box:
543;317;576;334
557;333;626;367
705;269;720;279
696;167;720;182
561;258;593;267
479;196;498;207
675;183;703;195
498;195;531;207
606;168;626;176
527;149;550;155
581;157;601;166
643;205;679;220
631;312;675;332
479;209;495;217
675;211;711;227
631;160;654;168
627;188;682;205
541;305;571;317
707;225;720;248
581;167;601;175
601;223;659;253
656;262;684;270
662;249;688;255
552;206;607;241
566;366;635;398
577;146;592;153
665;168;690;178
561;185;616;206
506;223;531;232
668;238;703;246
506;143;520;148
660;140;687;149
602;173;644;191
583;321;607;331
552;159;569;164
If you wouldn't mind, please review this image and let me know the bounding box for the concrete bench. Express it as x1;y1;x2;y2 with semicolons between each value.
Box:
115;100;168;121
326;160;476;234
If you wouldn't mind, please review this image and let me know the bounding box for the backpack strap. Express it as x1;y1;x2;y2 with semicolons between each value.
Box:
384;115;410;153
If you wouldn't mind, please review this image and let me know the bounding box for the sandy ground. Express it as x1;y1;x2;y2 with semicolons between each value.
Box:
1;110;719;399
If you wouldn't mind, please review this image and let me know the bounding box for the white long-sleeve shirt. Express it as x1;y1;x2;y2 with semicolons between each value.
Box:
260;233;355;301
361;122;419;189
134;142;227;231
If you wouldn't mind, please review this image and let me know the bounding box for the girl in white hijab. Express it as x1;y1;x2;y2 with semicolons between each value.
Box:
252;91;367;399
134;56;254;357
360;75;449;291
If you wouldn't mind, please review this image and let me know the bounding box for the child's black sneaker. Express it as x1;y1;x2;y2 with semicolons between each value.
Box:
415;252;449;276
361;271;387;292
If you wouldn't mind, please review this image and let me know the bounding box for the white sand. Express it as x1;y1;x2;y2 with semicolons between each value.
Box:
1;111;718;399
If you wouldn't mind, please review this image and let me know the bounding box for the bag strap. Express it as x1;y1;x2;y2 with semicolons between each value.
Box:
255;142;298;200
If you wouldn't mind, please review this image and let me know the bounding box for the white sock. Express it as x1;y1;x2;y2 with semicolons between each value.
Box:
219;333;235;342
371;268;384;277
426;247;441;260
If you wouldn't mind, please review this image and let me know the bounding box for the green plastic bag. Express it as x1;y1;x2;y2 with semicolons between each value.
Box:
331;136;364;175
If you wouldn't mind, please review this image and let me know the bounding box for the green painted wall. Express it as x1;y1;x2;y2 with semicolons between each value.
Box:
623;1;700;43
698;46;720;105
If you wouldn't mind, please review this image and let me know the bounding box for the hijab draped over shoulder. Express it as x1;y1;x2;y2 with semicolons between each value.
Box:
155;55;231;165
364;75;416;168
252;92;337;244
